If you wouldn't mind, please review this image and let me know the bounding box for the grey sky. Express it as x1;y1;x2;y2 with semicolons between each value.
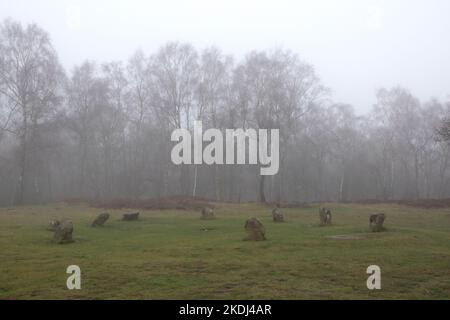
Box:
1;0;449;114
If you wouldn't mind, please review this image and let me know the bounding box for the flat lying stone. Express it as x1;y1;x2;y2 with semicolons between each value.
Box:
326;234;365;240
122;212;139;221
200;228;216;231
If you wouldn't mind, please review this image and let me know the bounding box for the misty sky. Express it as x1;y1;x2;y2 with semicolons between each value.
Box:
1;0;449;114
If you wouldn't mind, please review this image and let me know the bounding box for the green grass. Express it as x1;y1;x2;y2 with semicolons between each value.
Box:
0;202;449;299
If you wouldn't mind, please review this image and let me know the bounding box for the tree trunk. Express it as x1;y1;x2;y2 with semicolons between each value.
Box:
15;109;28;205
16;143;26;204
390;158;395;199
259;174;266;203
214;164;221;201
339;172;345;202
192;164;198;197
414;152;420;200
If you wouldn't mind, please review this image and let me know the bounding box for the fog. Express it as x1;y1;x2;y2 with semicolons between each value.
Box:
1;0;450;113
1;1;450;206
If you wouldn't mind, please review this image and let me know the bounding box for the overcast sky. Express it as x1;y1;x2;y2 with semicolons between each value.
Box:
1;0;449;114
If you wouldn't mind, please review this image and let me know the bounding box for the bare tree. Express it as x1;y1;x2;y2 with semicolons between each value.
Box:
195;47;233;199
125;50;154;198
234;49;327;202
151;42;199;195
66;61;105;198
1;19;450;205
0;19;64;204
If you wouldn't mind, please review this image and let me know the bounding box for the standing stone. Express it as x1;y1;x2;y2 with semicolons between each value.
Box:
244;217;266;241
325;209;332;225
122;212;139;221
92;212;110;227
369;213;386;232
201;207;215;220
319;208;332;226
53;220;73;244
319;208;326;225
272;208;284;222
47;219;60;231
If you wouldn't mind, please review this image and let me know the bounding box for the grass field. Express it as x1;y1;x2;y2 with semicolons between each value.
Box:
0;202;449;299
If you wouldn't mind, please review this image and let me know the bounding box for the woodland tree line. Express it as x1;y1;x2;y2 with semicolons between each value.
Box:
1;18;450;205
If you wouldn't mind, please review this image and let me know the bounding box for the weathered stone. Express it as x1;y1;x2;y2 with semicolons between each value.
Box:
201;207;215;220
53;219;73;244
325;209;332;225
272;208;284;222
244;217;266;241
47;219;60;231
92;212;109;227
122;212;139;221
369;213;386;232
319;207;332;226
